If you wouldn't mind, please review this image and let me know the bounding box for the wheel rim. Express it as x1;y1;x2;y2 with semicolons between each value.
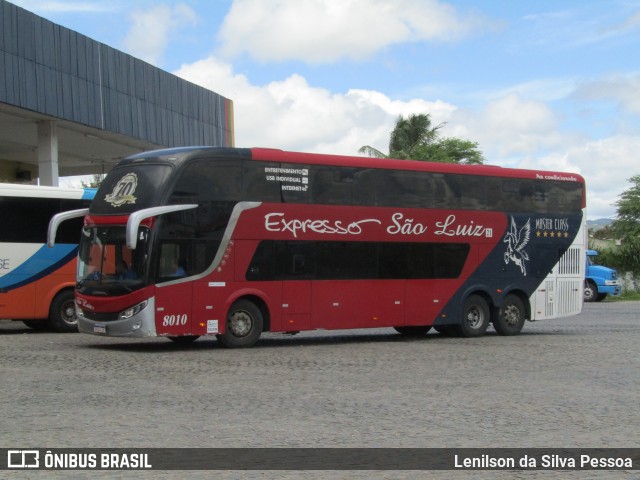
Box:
502;304;521;327
465;305;485;329
228;310;253;337
584;286;594;300
61;300;77;326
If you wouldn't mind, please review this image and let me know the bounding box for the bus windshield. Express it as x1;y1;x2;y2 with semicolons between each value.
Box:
77;226;149;295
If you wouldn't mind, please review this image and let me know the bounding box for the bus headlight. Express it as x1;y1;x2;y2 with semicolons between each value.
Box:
119;300;148;320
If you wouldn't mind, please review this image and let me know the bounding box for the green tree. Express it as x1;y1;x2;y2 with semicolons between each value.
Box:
414;138;484;165
592;224;614;240
359;113;484;164
610;174;640;241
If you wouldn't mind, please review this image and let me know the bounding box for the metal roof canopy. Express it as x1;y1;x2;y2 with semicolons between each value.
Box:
0;102;158;179
0;0;234;185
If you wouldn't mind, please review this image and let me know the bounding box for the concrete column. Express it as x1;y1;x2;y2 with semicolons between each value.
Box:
37;120;59;186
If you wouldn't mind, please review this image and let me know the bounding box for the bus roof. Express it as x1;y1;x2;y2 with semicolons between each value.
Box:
252;148;585;183
122;146;585;184
0;183;96;200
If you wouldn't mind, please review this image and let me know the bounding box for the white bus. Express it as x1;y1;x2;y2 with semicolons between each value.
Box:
0;183;95;331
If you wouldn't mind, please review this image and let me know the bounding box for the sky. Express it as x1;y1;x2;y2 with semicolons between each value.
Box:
11;0;640;220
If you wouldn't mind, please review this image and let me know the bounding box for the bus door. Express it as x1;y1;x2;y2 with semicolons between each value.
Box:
154;243;193;336
155;282;193;335
279;243;312;331
281;281;311;331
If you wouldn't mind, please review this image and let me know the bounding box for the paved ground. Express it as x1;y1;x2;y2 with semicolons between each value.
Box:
1;301;638;479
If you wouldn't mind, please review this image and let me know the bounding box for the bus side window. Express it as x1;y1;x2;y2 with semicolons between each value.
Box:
158;243;185;278
292;254;305;274
279;163;311;204
246;241;275;280
484;177;502;210
312;166;356;205
462;177;486;210
278;242;315;279
544;181;582;214
243;161;281;202
352;169;377;206
432;173;460;209
377;171;433;208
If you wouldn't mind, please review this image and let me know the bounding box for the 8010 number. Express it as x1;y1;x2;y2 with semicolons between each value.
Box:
162;314;188;327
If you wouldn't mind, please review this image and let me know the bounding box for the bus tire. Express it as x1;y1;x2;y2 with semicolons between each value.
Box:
218;299;263;348
584;280;598;302
48;290;78;333
393;326;432;336
494;294;526;336
455;294;489;338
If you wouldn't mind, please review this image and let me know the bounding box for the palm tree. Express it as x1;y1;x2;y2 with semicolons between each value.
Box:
359;113;441;159
389;113;443;158
357;144;387;159
359;113;483;164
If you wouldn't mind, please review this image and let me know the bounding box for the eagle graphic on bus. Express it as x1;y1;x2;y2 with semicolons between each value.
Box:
503;216;531;276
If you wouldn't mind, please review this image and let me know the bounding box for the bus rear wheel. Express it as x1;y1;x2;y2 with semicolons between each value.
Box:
218;299;263;348
494;294;526;336
48;290;78;333
455;295;489;338
393;326;432;336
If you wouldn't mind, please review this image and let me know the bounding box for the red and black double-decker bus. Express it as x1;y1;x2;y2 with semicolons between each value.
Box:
49;147;586;347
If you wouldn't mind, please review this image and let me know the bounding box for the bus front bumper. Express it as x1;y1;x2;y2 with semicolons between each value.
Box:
77;297;157;337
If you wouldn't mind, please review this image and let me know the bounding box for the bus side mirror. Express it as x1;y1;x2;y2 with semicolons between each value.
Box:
47;208;90;247
126;204;198;249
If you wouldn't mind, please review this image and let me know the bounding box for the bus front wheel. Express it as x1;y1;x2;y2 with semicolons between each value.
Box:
494;294;526;336
48;290;78;333
455;295;490;338
218;299;263;348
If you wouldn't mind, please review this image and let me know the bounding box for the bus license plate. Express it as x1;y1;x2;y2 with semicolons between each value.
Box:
94;323;106;334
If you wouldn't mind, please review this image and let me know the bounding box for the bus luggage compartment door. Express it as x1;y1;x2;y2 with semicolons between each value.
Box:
281;281;311;331
312;280;404;330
